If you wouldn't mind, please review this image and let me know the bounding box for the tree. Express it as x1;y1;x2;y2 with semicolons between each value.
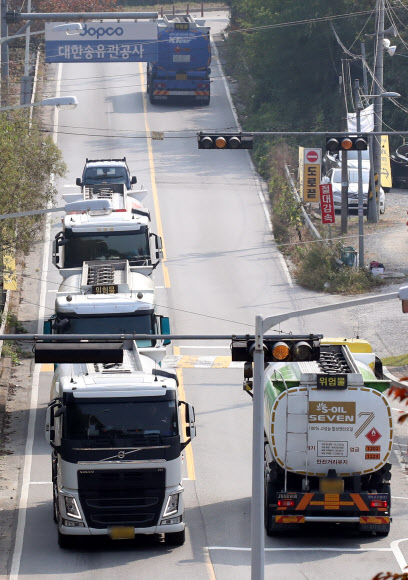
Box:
0;110;66;255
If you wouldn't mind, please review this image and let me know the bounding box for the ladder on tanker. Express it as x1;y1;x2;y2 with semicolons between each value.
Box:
273;370;310;492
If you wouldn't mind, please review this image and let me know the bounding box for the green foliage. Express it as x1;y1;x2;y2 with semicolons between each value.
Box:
0;111;66;255
264;144;301;244
295;242;383;294
225;0;407;140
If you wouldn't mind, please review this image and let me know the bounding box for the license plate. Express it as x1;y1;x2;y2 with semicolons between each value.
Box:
176;73;187;80
109;526;135;540
319;478;344;494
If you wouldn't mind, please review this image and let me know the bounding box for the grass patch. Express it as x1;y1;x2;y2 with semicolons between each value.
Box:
382;354;408;367
294;242;383;294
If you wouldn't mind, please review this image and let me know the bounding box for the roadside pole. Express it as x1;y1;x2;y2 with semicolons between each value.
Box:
251;315;265;580
1;0;8;105
341;149;348;234
354;79;365;268
361;40;378;223
373;0;385;222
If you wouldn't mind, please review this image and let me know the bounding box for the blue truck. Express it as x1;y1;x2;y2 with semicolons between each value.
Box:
147;15;211;105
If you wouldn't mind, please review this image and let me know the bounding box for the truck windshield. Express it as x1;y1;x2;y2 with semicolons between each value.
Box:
65;399;178;441
55;313;155;347
63;231;150;268
84;167;127;183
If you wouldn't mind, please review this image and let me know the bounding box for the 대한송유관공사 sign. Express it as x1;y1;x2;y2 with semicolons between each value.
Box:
45;22;158;63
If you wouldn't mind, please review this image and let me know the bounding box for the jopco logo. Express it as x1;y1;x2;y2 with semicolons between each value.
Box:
79;23;124;40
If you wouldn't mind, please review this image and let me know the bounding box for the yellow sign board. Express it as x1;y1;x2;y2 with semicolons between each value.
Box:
3;253;17;291
380;135;392;188
299;147;321;202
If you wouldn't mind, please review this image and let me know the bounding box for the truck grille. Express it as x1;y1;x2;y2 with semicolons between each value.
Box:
78;468;165;529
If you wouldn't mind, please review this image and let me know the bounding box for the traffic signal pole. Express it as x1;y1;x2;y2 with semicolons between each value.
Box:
340;150;348;234
354;79;365;268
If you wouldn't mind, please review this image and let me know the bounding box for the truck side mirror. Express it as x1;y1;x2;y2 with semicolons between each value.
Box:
131;176;137;185
76;177;82;187
45;405;52;444
180;402;196;448
52;239;59;265
160;316;171;345
43;318;53;335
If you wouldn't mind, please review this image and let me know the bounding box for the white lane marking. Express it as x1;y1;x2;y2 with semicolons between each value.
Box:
392;408;404;412
30;482;52;485
47;290;58;293
212;39;293;289
392;496;408;500
9;62;62;580
155;286;165;289
390;538;408;572
207;546;392;552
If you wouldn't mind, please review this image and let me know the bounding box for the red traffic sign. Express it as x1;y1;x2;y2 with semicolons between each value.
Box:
306;150;319;163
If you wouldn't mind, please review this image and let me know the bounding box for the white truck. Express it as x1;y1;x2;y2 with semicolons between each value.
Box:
237;336;393;536
53;185;162;278
40;340;195;548
45;260;170;357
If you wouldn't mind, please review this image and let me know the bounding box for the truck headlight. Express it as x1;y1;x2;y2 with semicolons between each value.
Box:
163;493;180;518
64;495;82;520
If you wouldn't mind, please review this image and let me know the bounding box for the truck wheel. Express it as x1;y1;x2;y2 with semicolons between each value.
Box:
165;529;185;546
149;86;156;105
265;480;278;536
58;530;76;549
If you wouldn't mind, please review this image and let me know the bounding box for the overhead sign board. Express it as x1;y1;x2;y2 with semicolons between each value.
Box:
299;148;321;203
319;183;335;224
380;135;392;189
45;22;158;63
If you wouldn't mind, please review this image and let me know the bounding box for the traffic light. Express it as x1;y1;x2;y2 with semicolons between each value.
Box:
326;136;368;152
197;132;254;150
231;334;321;363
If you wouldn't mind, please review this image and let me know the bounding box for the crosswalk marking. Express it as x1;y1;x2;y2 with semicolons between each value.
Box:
163;355;244;369
40;356;244;372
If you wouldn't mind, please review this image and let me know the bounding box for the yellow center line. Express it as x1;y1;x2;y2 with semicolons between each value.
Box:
173;346;195;481
139;62;170;288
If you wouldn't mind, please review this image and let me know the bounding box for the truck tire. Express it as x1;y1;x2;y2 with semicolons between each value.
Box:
264;479;280;536
165;529;185;546
148;85;156;105
58;530;76;549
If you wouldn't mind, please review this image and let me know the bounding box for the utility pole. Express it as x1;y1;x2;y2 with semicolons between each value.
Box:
354;79;365;268
373;0;385;222
20;0;31;105
361;40;378;223
1;0;8;106
340;56;349;234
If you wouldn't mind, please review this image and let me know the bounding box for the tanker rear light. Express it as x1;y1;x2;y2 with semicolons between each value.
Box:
113;209;127;212
278;499;295;507
370;500;388;508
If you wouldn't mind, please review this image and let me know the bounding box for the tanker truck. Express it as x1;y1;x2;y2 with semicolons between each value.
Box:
236;336;393;535
146;15;211;105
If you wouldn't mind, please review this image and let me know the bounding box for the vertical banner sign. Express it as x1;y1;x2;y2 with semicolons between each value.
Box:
302;148;321;203
319;184;335;224
45;22;158;63
380;136;392;189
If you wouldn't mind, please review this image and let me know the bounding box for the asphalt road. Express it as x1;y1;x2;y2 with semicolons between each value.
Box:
7;12;408;580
